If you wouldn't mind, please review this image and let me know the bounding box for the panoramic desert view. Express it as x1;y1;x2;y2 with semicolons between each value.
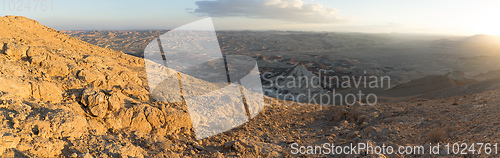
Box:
2;0;500;157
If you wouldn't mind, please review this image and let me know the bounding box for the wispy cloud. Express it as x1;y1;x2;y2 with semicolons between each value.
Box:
192;0;348;23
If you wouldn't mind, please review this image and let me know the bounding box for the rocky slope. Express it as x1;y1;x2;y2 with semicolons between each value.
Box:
0;16;193;157
1;16;500;157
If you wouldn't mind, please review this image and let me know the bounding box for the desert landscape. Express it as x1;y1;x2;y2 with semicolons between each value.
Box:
65;29;500;104
0;15;500;157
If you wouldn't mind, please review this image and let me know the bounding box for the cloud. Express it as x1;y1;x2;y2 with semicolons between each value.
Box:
192;0;347;23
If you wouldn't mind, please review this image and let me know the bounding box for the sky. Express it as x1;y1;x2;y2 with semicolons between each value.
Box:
1;0;500;35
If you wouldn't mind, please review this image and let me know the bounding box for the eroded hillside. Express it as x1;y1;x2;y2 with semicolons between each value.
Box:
0;16;195;157
1;16;500;158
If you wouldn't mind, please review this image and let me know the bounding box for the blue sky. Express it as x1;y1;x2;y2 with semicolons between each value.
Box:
1;0;500;35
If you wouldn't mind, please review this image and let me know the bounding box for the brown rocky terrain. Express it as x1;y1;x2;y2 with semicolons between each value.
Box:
1;16;500;157
0;16;193;157
62;30;167;57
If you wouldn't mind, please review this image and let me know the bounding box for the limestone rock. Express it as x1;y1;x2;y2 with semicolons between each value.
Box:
19;107;88;139
80;88;108;118
103;142;146;158
107;93;123;111
3;100;32;129
87;119;107;135
40;59;70;77
0;133;20;155
0;43;4;54
30;81;63;103
144;106;166;128
118;108;134;128
162;107;191;130
88;99;108;118
0;76;31;101
103;113;124;130
3;43;28;59
121;85;149;101
19;137;65;157
77;69;105;85
81;153;94;158
63;102;87;116
26;46;48;65
223;141;246;153
48;107;88;139
129;111;152;133
104;71;125;87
